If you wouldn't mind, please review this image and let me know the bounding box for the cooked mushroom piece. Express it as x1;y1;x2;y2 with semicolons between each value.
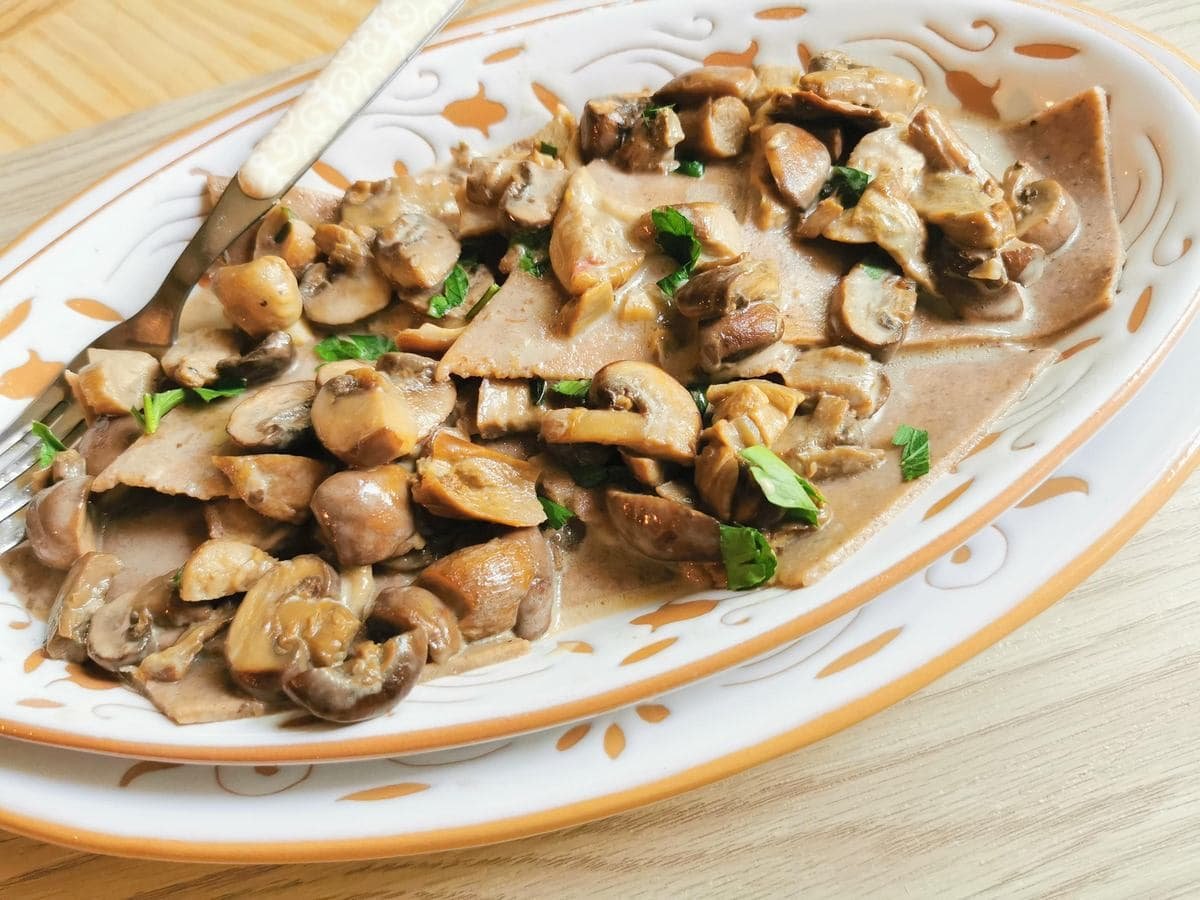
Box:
759;123;833;209
913;171;1016;251
50;449;87;482
71;349;161;419
313;222;375;270
580;93;645;161
501;161;570;229
830;263;918;356
797;64;926;118
75;416;141;475
161;328;242;388
43;552;122;661
298;260;392;326
550;167;644;294
782;346;890;418
178;539;277;602
674;257;779;320
1000;239;1047;286
338;565;377;620
87;572;175;672
417;528;551;641
413;454;545;527
374;212;460;290
133;610;234;683
476;379;543;438
282;632;426;723
310;465;419;566
677;97;752;160
540;361;702;464
698;302;784;370
368;586;464;664
254;206;317;272
213;454;333;524
604;490;722;562
226;381;316;451
311;368;417;466
212;256;303;337
26;476;96;570
204;498;297;552
374;352;457;441
653;66;759;103
1011;178;1079;252
216;331;295;385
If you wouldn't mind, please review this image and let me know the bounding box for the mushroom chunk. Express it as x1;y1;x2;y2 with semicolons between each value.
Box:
76;415;141;475
540;361;701;465
374;212;460;290
313;222;375;271
476;379;543;438
698;302;784;370
338;565;376;620
282;632;426;723
161;328;242;388
653;66;759;103
310;465;419;566
782;346;890;418
87;573;175;672
550;167;644;294
604;490;722;562
797;64;926;119
71;349;161;419
212;256;302;337
204;499;297;553
216;331;295;385
213;454;333;524
311;367;417;467
759;123;832;209
368;586;464;664
375;352;457;442
178;539;277;602
44;552;122;661
50;449;87;482
501;161;570;229
830;263;917;357
1010;177;1080;253
226;381;316;451
677;97;752;160
412;454;545;527
416;528;551;641
912;171;1016;251
298;261;392;326
907;106;991;183
580;95;685;172
134;610;234;683
254;206;317;272
674;258;779;320
26;476;96;570
580;94;645;161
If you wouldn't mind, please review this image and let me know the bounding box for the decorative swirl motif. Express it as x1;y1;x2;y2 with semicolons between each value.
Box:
215;765;313;796
924;526;1009;590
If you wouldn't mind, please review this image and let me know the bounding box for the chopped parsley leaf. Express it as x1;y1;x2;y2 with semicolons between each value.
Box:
511;227;552;278
674;159;705;178
30;421;66;469
538;495;575;528
539;141;559;158
550;379;591;398
891;424;930;481
651;206;702;297
191;381;247;402
465;282;500;322
429;263;471;318
313;333;397;363
740;445;824;526
820;166;872;207
643;102;675;121
862;263;888;280
689;385;709;417
719;524;777;590
131;389;187;435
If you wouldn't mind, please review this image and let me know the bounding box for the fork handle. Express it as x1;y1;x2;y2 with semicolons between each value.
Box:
237;0;465;200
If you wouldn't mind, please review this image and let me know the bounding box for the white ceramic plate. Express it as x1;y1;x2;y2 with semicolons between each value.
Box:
1;0;1198;763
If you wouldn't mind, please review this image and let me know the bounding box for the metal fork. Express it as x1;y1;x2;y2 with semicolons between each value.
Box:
0;0;464;553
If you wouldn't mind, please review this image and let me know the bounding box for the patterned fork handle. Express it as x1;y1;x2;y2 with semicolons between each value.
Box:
239;0;466;200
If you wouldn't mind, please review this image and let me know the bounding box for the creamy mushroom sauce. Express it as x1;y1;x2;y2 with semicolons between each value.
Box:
3;55;1120;725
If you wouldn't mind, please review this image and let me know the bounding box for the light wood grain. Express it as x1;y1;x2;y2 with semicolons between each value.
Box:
0;1;1198;896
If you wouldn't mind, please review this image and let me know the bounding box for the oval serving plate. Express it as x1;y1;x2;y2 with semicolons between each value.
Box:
1;12;1198;847
0;0;1198;764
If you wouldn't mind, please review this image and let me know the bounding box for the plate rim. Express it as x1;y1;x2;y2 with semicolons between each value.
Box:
0;0;1196;764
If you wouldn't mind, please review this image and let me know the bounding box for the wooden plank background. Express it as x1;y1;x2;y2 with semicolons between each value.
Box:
0;1;1198;896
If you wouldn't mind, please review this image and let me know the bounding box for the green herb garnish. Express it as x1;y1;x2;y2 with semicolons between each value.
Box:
191;381;247;402
689;385;709;417
511;227;552;278
820;166;872;207
651;206;702;298
428;263;471;319
539;141;559;158
538;495;575;528
550;379;591;398
674;159;705;178
892;424;930;481
30;421;66;469
313;334;397;363
719;524;777;590
465;282;500;322
130;389;187;435
740;445;824;526
643;102;675;121
862;263;887;280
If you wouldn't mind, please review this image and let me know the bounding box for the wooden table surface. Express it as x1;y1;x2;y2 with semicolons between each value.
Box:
1;1;1198;896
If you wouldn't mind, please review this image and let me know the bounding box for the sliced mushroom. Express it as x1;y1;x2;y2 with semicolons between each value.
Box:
604;489;722;562
540;361;701;465
311;367;417;466
1011;178;1079;252
313;222;375;270
226;381;316;451
782;346;889;418
578;96;685;173
670;203;744;269
912;171;1016;251
26;476;96;570
797;64;926;118
416;528;549;641
298;260;392;326
368;585;464;664
906;106;991;183
550;167;644;294
653;66;759;103
212;256;303;337
374;352;457;441
413;453;544;527
87;572;175;672
44;551;122;661
204;498;297;552
674;257;779;320
501;161;570;229
216;331;295;385
161;328;242;388
698;302;783;370
134;609;234;683
830;263;917;356
282;632;426;723
338;564;377;620
374;212;460;290
50;449;87;482
310;465;419;566
476;378;543;438
178;539;277;602
677;97;752;160
254;206;317;272
340;178;419;229
212;454;333;524
427;429;542;482
1000;238;1047;286
759;123;832;209
795;196;844;240
224;555;351;697
75;415;141;475
580;93;646;161
705;379;806;449
465;156;521;206
72;349;161;419
620;451;669;487
315;359;371;386
513;526;554;641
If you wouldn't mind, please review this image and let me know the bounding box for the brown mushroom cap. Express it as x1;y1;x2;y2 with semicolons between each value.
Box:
830;263;917;356
76;416;140;476
217;331;295;385
759;123;833;209
674;258;779;320
501;161;571;229
368;585;464;664
26;476;96;571
178;539;277;602
311;367;418;467
653;66;759;103
50;449;87;482
254;206;317;272
225;381;316;451
604;489;722;562
412;455;546;527
314;222;375;270
298;260;392;326
677;97;751;160
1013;178;1079;252
161;328;242;388
310;465;419;566
212;256;303;337
44;551;123;662
213;454;333;524
913;172;1016;251
374;212;460;290
374;352;458;442
540;361;702;464
698;302;784;370
282;632;427;723
86;572;176;672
